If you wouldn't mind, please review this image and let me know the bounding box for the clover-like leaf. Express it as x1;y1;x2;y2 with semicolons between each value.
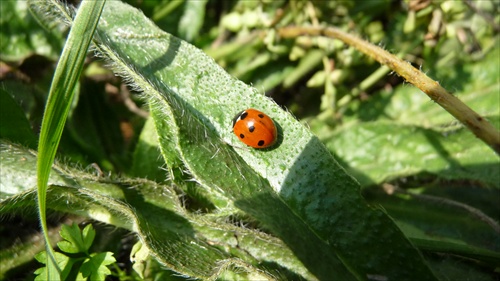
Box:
80;252;116;280
57;223;95;254
34;251;73;281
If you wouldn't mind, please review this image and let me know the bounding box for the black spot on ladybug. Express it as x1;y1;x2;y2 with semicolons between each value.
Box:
257;140;265;146
248;125;255;132
239;133;245;139
240;112;248;120
258;113;264;118
232;110;245;127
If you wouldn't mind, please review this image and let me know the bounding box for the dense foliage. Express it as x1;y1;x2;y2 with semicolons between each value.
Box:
1;0;498;280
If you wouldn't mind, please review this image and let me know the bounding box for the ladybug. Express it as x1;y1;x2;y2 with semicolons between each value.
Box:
232;108;278;149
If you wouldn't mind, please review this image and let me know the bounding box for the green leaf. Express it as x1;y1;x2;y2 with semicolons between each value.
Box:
0;140;79;201
0;0;63;61
321;47;500;187
130;242;149;279
77;1;434;279
130;117;167;181
326;122;500;187
0;141;315;279
34;251;74;281
80;252;116;281
57;223;95;254
344;45;499;128
29;0;106;279
0;88;37;148
149;99;231;210
364;186;500;261
81;224;96;253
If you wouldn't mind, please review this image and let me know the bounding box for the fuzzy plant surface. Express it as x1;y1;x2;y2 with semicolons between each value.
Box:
0;0;445;280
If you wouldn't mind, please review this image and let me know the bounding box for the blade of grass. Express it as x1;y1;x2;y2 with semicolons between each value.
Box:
34;0;105;279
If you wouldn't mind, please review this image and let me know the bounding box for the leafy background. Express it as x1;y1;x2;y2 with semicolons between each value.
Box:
1;0;499;280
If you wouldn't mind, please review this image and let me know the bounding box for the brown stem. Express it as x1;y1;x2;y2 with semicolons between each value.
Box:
277;26;500;155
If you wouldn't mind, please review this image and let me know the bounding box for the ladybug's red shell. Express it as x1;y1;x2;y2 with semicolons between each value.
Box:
232;109;277;149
